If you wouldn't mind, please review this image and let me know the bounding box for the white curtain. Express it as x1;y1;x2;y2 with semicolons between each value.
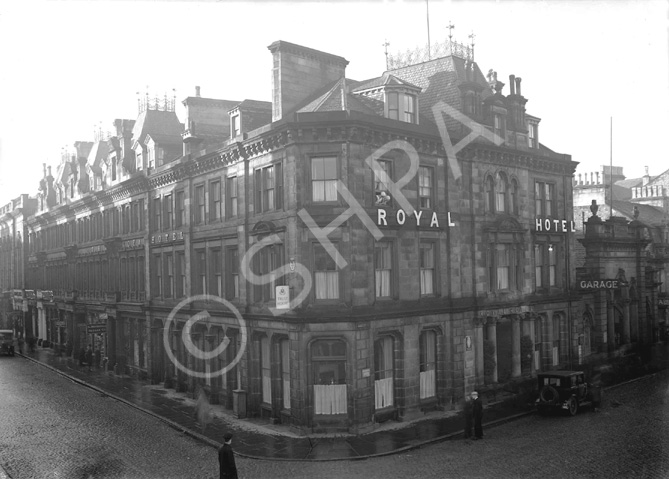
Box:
420;270;433;295
283;379;291;410
375;378;394;409
262;375;272;404
315;271;339;299
314;384;347;414
375;270;390;297
262;337;271;404
552;346;559;366
419;369;436;399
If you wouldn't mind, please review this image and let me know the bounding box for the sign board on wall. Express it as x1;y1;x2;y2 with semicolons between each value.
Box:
275;286;289;309
578;279;621;290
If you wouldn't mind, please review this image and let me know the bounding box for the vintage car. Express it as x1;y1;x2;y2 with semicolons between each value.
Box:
535;370;596;416
0;330;16;356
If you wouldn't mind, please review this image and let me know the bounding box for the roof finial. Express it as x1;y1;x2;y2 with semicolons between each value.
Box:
468;31;476;61
383;39;390;70
447;21;455;52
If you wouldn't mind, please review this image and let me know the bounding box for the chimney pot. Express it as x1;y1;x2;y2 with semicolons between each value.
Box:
195;86;201;97
509;75;516;95
515;77;522;96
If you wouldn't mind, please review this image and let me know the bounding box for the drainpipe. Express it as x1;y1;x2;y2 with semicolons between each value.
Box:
564;173;573;369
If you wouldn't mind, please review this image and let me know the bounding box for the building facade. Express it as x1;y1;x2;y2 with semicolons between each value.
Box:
6;38;664;434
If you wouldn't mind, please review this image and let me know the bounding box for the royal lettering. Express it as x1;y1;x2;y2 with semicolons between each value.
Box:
375;209;454;228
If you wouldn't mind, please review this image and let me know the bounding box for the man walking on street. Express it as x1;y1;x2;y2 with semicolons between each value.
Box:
85;345;93;372
219;432;238;479
462;393;473;439
472;391;483;440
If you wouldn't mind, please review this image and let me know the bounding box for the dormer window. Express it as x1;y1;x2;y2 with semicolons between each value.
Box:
231;113;241;137
404;95;415;123
494;113;505;137
387;93;399;120
528;122;538;148
385;91;418;124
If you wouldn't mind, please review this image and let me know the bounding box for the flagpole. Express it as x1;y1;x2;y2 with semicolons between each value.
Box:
610;116;613;218
426;0;431;59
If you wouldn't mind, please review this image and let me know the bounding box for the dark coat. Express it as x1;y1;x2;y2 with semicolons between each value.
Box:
472;396;483;438
85;348;93;365
463;398;473;438
218;443;238;479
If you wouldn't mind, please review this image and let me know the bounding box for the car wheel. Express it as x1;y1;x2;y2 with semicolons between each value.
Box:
568;396;579;416
540;385;559;404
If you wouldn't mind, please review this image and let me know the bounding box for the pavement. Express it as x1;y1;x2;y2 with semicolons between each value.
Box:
17;346;535;461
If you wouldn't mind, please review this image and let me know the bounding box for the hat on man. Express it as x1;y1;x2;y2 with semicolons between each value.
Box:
471;391;478;397
224;433;233;442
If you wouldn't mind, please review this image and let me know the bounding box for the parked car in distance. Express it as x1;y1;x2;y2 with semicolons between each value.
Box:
0;330;16;356
535;370;595;416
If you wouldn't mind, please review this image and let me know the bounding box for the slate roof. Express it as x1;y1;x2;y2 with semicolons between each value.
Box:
86;140;109;175
386;55;493;130
616;177;643;189
131;109;183;146
613;200;669;227
233;99;272;111
353;72;422;93
296;78;379;116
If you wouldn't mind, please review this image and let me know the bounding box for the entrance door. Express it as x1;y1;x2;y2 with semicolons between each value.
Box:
496;321;513;382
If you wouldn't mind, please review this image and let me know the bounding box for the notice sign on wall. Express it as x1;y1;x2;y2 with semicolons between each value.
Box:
87;324;107;334
276;286;290;309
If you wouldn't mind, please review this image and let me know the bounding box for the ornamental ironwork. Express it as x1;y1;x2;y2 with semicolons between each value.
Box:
387;39;473;71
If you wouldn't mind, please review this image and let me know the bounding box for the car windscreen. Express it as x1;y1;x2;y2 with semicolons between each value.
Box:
542;377;561;387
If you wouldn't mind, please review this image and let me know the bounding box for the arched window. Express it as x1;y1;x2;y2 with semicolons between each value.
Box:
485;176;495;214
510;178;519;215
495;172;507;213
583;313;593;355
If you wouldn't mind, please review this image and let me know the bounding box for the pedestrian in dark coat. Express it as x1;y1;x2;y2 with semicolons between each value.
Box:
85;345;93;371
463;394;473;439
94;348;101;369
472;391;483;439
78;347;86;367
218;432;238;479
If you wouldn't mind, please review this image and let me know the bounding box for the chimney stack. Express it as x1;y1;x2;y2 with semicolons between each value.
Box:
268;40;348;122
509;75;516;95
195;86;201;98
515;77;522;96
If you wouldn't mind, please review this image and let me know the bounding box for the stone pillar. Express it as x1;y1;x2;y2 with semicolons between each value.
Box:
512;316;521;378
486;319;498;383
630;300;639;342
622;299;631;344
607;298;615;351
474;319;485;386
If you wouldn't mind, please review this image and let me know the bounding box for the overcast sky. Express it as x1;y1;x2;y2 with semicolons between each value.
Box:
0;0;667;206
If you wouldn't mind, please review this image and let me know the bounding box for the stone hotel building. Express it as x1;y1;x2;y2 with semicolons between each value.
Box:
6;38;585;433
